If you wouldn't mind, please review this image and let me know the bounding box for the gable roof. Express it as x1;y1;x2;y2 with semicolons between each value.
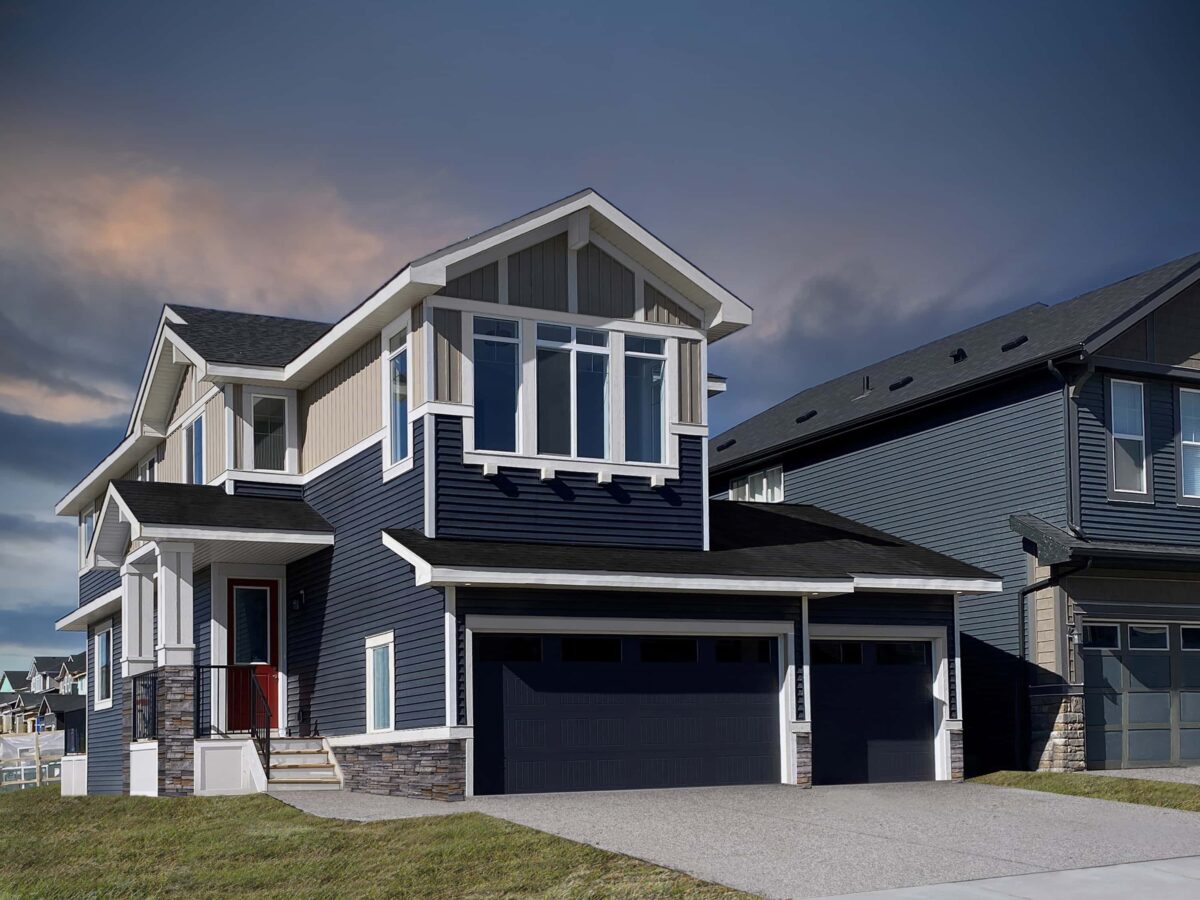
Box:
30;656;73;676
711;250;1200;474
1;671;29;692
165;305;332;367
39;693;87;715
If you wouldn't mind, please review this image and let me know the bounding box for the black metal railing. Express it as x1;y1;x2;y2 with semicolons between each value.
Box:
193;664;273;771
132;671;158;741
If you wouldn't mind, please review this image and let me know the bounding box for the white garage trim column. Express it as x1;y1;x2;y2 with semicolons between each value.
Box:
808;623;955;781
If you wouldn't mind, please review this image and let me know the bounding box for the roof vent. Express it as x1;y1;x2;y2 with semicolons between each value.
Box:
716;439;736;452
854;375;872;400
889;375;913;391
1001;335;1028;353
794;409;817;425
950;347;967;364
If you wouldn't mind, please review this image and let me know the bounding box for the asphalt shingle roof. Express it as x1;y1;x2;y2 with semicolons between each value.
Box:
30;656;73;676
112;480;333;533
1012;513;1200;567
711;251;1200;473
1;671;30;692
166;304;332;367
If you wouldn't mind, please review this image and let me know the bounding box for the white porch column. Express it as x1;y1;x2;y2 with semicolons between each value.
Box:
155;541;196;666
120;556;157;678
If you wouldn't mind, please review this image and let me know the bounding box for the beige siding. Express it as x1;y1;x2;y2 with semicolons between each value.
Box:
162;427;185;484
1099;318;1149;361
204;391;225;482
299;337;381;473
432;308;463;403
168;367;197;425
645;283;700;328
410;301;426;409
677;338;703;425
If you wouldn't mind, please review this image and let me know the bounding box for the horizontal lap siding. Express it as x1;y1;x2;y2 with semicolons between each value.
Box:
231;481;306;500
287;429;445;735
434;416;704;549
87;616;122;795
194;567;211;668
79;568;120;607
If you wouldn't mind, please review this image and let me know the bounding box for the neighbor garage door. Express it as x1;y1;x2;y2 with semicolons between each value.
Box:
810;639;936;784
472;633;781;795
1082;622;1200;768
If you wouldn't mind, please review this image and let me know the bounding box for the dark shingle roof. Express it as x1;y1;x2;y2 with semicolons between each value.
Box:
40;693;87;714
0;693;17;709
2;671;30;692
112;481;332;533
712;251;1200;472
31;656;73;676
385;500;995;583
1012;513;1200;567
166;304;332;367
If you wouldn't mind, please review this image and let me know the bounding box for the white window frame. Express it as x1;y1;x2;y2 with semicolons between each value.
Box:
1127;623;1169;651
381;313;414;479
535;322;611;460
248;394;289;473
729;466;784;503
239;387;298;475
1110;378;1147;495
365;630;395;734
1081;622;1120;650
94;621;113;711
79;503;96;570
136;453;156;483
623;334;668;465
1180;387;1200;499
185;413;205;485
470;315;523;455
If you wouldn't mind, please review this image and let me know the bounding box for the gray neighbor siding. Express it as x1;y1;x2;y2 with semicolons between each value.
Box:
86;615;123;795
287;423;445;736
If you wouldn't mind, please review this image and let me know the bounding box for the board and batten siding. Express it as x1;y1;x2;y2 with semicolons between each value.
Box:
299;337;382;473
678;339;703;425
86;615;123;795
508;233;568;311
286;427;444;735
79;568;121;607
1076;372;1200;543
1097;282;1200;370
431;308;463;403
433;416;706;549
576;242;635;318
438;261;499;303
645;282;700;328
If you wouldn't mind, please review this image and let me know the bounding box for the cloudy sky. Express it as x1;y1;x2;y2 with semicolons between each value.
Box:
2;1;1200;672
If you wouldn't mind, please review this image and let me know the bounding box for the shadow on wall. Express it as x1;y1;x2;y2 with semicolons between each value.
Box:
287;546;333;738
960;634;1025;776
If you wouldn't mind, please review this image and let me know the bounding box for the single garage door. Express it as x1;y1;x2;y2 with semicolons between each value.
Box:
472;633;780;795
1082;622;1200;768
810;639;936;785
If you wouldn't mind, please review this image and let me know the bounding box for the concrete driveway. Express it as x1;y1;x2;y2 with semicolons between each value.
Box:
276;782;1200;898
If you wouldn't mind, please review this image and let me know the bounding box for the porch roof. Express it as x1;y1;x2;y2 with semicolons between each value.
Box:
1012;513;1200;569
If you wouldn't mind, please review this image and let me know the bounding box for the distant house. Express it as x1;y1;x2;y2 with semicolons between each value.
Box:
55;659;87;697
0;672;30;695
27;657;75;694
0;694;18;733
38;694;86;750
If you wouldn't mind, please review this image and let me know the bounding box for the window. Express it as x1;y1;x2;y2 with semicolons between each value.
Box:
1128;624;1168;650
811;641;863;665
1081;623;1119;649
388;330;409;464
561;636;621;663
536;324;609;458
639;637;697;663
1110;379;1147;494
137;455;155;482
1181;389;1200;499
477;635;542;663
715;637;772;663
232;586;271;664
1182;627;1200;651
624;335;665;463
249;396;287;472
79;505;95;568
185;415;204;484
473;317;520;452
94;624;112;710
730;466;783;502
364;631;394;733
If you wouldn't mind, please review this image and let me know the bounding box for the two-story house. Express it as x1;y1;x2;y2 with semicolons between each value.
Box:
711;251;1200;776
54;190;997;799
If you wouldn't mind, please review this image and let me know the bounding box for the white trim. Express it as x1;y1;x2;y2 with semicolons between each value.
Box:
953;594;963;719
808;623;954;782
93;622;114;711
1110;377;1148;495
381;310;416;481
800;596;811;721
326;725;474;747
444;587;457;727
183;410;205;485
242;386;299;475
365;630;396;733
701;437;711;551
139;525;334;544
423;414;436;536
1180;386;1200;498
1127;623;1170;651
168;384;221;436
56;589;123;632
851;575;1003;594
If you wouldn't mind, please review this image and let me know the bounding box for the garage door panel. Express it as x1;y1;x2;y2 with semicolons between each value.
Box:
1127;692;1172;725
1085;691;1122;727
1086;728;1122;765
1083;654;1123;691
1182;657;1200;690
1128;656;1172;691
1182;692;1200;724
1128;729;1172;762
1181;729;1200;761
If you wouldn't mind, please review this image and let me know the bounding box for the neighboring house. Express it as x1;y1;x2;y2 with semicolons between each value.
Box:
54;189;997;799
27;657;74;694
711;251;1200;775
0;672;29;695
56;659;87;697
38;694;86;746
0;694;17;734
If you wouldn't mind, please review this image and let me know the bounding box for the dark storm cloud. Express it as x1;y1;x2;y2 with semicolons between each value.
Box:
0;513;73;541
0;411;123;485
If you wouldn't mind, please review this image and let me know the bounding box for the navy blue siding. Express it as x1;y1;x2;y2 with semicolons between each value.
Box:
194;567;211;668
287;427;445;735
232;480;305;500
86;615;123;795
79;568;120;607
434;416;705;549
1077;373;1200;543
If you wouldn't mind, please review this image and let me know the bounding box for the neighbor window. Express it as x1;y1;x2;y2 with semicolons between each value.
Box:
473;317;520;452
624;335;665;463
94;624;112;710
1110;379;1147;494
1081;623;1119;649
185;415;204;484
1128;624;1168;650
79;505;95;568
251;396;287;472
1181;389;1200;498
365;631;395;733
536;324;609;458
730;466;783;502
388;330;409;464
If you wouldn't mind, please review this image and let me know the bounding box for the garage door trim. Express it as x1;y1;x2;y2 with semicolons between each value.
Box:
464;615;798;796
808;623;953;781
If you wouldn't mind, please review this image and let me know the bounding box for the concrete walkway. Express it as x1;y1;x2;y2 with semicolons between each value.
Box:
272;782;1200;898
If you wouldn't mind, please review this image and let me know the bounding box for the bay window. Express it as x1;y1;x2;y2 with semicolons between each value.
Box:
185;415;204;485
536;324;609;458
473;317;521;452
1110;379;1146;495
624;335;666;463
1181;388;1200;498
388;330;409;464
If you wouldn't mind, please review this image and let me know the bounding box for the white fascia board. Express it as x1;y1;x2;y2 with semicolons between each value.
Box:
139;525;335;544
381;532;433;583
850;575;1004;594
125;306;186;437
706;377;728;395
56;588;122;633
56;431;157;517
427;566;848;595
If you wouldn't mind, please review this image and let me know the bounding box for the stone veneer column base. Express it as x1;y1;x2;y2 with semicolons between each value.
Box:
332;739;466;801
156;667;196;797
795;731;812;788
1029;692;1085;772
950;730;964;782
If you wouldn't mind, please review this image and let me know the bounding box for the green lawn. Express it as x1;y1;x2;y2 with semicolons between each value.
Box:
0;788;747;899
973;770;1200;813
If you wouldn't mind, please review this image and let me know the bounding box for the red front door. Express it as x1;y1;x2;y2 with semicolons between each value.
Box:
227;579;279;731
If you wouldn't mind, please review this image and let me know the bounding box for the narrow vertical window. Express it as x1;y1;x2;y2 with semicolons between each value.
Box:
575;329;609;459
95;625;112;709
1110;379;1146;494
624;336;665;463
365;631;394;733
728;467;783;502
535;324;610;459
80;506;95;567
536;324;572;455
137;455;156;482
388;331;409;464
251;397;287;472
186;416;204;485
1181;389;1200;498
473;317;520;452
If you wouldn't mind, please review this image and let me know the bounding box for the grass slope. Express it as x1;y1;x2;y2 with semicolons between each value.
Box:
0;788;747;899
974;771;1200;813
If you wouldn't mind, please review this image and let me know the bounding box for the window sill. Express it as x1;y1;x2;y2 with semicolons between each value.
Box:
382;455;416;483
462;449;678;483
1105;494;1156;506
94;698;113;712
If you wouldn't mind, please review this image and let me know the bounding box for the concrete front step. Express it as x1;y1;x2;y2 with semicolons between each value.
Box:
270;738;325;752
268;751;330;766
267;779;343;792
269;764;338;779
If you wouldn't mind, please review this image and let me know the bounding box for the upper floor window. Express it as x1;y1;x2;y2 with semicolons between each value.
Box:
388;330;409;464
250;395;287;472
730;466;783;502
185;415;204;484
79;505;95;568
473;317;520;452
1181;388;1200;499
624;336;666;463
137;454;155;482
1110;379;1146;495
536;324;609;459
